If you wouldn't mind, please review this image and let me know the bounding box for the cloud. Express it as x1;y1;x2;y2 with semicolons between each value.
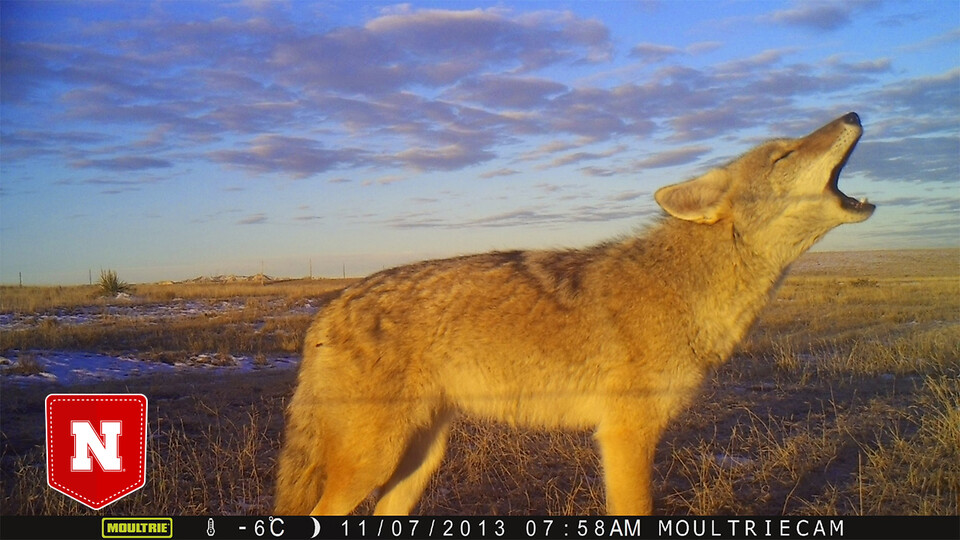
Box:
634;145;711;169
579;166;619;178
49;176;162;196
392;144;496;171
764;1;879;31
203;101;303;134
267;7;612;96
367;8;612;69
877;197;959;212
547;145;627;168
849;137;959;184
239;213;268;225
209;135;365;178
445;75;567;109
899;27;960;52
608;190;647;202
668;107;756;142
362;175;405;186
544;88;656;140
71;156;173;171
519;140;583;162
2;129;111;147
826;56;892;74
0;129;113;160
629;43;682;63
480;168;520;179
713;48;794;76
390;201;659;230
687;41;723;55
871;69;960;120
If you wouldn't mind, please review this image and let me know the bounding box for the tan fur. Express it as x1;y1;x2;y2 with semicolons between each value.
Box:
275;113;874;515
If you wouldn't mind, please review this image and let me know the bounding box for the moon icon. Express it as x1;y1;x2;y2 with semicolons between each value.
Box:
310;517;321;539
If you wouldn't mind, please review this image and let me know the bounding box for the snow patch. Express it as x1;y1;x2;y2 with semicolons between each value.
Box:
1;350;299;386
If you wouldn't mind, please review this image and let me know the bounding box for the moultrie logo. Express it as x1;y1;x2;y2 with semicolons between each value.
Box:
45;394;148;510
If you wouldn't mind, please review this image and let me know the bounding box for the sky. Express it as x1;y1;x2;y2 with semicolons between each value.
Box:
1;1;958;285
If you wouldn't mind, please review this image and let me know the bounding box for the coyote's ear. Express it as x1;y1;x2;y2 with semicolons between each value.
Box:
654;170;731;224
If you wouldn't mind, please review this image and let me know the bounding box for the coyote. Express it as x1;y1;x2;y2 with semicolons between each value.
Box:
275;112;874;515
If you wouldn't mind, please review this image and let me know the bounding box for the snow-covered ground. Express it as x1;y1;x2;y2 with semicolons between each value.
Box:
0;296;318;332
1;350;299;386
1;296;311;386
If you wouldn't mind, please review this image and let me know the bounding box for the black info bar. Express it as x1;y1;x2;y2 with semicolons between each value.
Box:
3;516;958;540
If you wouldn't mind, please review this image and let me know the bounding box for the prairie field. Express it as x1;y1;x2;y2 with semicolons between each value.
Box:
1;249;957;515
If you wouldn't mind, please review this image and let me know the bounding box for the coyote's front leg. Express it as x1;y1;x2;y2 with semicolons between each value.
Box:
595;414;665;515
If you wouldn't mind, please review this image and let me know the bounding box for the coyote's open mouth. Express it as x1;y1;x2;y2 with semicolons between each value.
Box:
828;112;875;215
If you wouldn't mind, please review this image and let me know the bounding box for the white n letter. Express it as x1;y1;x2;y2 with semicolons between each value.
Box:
71;420;122;471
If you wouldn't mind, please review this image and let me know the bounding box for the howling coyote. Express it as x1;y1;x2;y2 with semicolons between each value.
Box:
276;113;874;515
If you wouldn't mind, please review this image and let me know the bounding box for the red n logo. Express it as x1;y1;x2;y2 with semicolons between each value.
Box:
46;394;147;510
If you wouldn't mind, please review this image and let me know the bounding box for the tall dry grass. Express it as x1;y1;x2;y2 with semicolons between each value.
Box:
1;278;355;314
2;371;289;515
1;279;354;355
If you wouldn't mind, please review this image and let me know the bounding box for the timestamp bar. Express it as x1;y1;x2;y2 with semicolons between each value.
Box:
3;516;958;540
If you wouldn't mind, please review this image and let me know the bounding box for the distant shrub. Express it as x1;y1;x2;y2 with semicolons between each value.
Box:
98;269;130;296
4;353;45;376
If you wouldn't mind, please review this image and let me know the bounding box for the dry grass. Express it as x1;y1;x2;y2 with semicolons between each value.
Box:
0;353;46;377
0;277;356;313
1;371;290;515
0;279;354;355
1;249;957;515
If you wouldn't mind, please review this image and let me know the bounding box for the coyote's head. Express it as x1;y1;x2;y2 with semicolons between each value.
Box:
655;112;874;258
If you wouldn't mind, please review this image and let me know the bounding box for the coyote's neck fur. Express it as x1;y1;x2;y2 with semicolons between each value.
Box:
599;217;794;371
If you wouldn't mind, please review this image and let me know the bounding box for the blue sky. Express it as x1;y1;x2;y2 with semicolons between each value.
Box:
1;1;958;284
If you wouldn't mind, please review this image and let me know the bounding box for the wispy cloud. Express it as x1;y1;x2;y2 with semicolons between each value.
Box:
209;136;365;178
387;202;660;230
852;137;959;184
480;168;520;179
634;146;712;169
546;145;627;168
71;156;173;171
763;0;880;31
238;213;268;225
629;43;683;63
444;74;568;109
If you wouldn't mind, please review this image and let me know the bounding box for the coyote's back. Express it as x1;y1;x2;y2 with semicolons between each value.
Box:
275;113;874;515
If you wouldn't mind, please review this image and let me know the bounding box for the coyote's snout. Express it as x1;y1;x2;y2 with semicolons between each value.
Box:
276;113;873;515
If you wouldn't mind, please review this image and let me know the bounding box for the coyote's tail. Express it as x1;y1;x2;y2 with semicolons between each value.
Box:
274;400;326;515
